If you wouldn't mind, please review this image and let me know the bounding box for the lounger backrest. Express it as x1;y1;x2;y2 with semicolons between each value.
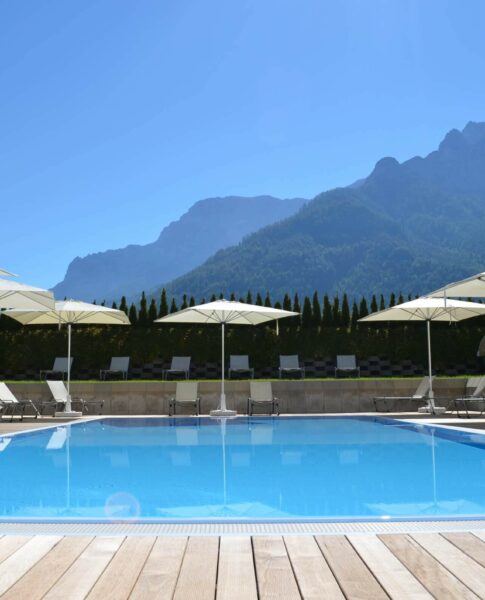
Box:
250;381;273;402
0;382;18;404
280;355;299;369
412;377;432;399
171;356;191;371
175;381;198;402
466;375;485;397
52;357;73;372
47;380;68;403
337;355;357;369
109;356;130;371
230;355;249;370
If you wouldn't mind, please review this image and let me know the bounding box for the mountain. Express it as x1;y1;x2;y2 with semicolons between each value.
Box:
52;195;306;302
161;122;485;300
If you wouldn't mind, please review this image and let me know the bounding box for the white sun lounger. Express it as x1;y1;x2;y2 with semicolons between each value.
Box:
100;356;130;380
40;357;73;381
228;355;254;379
373;377;432;412
42;380;103;415
335;355;360;377
163;357;191;380
169;382;200;416
279;355;305;379
248;381;279;416
0;382;40;421
454;375;485;418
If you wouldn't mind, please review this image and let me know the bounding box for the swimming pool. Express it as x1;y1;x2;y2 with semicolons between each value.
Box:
0;416;484;522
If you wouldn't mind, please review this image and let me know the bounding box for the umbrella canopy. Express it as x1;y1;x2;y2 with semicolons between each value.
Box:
0;268;16;277
0;278;55;310
155;299;299;415
5;300;130;414
428;272;485;299
359;297;485;412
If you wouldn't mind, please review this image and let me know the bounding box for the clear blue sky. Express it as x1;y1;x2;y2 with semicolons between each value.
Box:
1;0;485;289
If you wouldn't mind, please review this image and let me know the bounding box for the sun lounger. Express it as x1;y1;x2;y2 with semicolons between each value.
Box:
42;381;103;415
169;382;200;416
335;355;360;378
100;356;130;380
453;375;485;418
248;381;279;416
0;382;40;421
279;355;305;379
40;357;73;381
228;355;254;379
373;377;432;412
163;356;191;380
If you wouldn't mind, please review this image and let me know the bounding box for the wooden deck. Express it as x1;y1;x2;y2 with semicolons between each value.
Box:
0;532;484;599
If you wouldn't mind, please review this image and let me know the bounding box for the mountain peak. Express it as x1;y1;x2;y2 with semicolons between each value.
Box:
462;121;485;144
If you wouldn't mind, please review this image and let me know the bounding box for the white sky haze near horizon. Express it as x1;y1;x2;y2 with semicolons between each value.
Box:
1;0;485;288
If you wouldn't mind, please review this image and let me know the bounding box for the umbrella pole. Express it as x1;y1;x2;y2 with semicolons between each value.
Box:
66;323;72;413
220;322;227;411
426;320;436;412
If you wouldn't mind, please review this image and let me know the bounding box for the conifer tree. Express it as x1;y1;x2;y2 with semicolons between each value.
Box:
264;292;272;307
256;293;263;306
341;293;350;327
359;297;369;319
181;294;188;310
246;291;253;304
219;292;224;299
312;292;322;327
301;296;313;328
189;296;196;307
398;292;404;304
230;292;236;301
210;294;217;302
370;294;378;313
351;301;359;327
159;289;168;318
119;296;128;315
293;293;301;314
379;294;386;311
138;292;148;326
389;292;396;307
274;300;282;309
322;294;333;326
148;298;158;323
170;298;178;313
282;294;292;311
128;303;138;325
111;301;117;310
332;295;340;326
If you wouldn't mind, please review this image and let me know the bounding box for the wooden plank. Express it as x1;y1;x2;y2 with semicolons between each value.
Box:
0;536;31;564
129;537;188;600
380;534;479;600
217;536;258;600
473;530;485;543
86;536;155;600
0;535;61;596
43;536;124;600
348;535;432;600
441;533;485;568
1;536;93;600
411;533;485;599
252;536;301;600
284;535;344;600
315;535;388;600
172;536;219;600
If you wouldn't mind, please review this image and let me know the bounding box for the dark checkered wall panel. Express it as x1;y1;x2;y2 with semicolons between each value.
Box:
0;356;482;380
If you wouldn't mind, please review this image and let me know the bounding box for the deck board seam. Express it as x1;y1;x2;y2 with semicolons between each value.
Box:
125;536;157;600
438;532;485;569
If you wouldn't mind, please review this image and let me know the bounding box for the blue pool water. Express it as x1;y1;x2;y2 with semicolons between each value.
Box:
0;416;484;522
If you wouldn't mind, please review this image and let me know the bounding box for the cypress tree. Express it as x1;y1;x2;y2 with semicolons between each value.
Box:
264;292;272;307
341;293;350;327
351;301;359;327
379;294;386;311
111;301;117;310
230;292;236;301
119;296;128;315
256;293;263;306
398;292;404;305
359;297;369;319
138;292;148;326
301;296;313;328
219;292;224;300
282;294;292;311
332;294;340;326
189;296;196;307
181;294;188;310
322;294;333;326
148;298;158;322
389;292;396;307
274;300;282;309
312;292;322;327
128;303;138;325
170;298;178;313
246;291;253;304
159;289;168;317
210;294;217;302
370;294;378;313
293;293;301;314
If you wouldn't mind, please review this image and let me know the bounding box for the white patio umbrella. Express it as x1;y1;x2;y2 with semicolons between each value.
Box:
0;278;54;310
427;272;485;299
359;298;485;413
0;268;17;277
4;300;130;416
155;299;299;416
